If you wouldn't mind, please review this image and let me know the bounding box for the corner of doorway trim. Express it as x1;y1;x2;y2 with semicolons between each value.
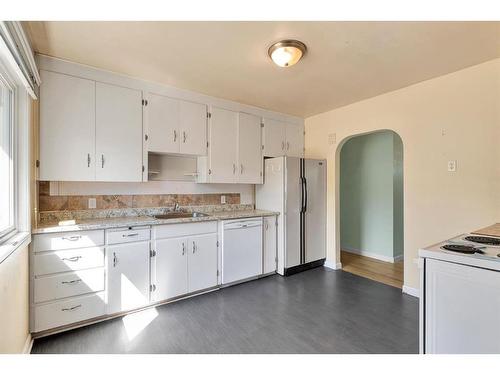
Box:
324;260;342;270
402;285;420;298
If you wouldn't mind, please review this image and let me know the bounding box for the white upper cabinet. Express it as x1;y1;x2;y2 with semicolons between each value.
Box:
263;118;304;158
285;123;305;158
148;93;179;154
199;108;264;184
263;118;286;157
179;100;207;155
39;70;96;181
238;113;263;184
206;107;239;183
95;82;143;182
147;93;207;156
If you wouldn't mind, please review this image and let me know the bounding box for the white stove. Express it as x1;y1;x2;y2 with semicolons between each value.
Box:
419;230;500;354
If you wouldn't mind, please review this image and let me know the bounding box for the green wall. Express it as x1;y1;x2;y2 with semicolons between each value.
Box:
340;131;403;260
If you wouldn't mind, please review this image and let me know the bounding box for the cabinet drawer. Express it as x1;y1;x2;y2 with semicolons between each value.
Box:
33;230;104;252
33;247;105;276
154;221;217;239
106;227;150;245
34;268;105;303
34;292;105;332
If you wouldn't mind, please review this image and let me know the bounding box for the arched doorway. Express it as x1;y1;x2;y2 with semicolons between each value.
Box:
337;130;404;288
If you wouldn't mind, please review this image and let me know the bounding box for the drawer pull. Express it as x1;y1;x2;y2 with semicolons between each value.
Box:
62;256;82;262
61;279;82;285
122;233;139;237
192;241;196;254
61;304;82;312
113;252;117;267
62;235;82;241
182;242;185;256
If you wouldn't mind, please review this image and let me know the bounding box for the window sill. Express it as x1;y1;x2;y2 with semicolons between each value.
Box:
0;231;31;265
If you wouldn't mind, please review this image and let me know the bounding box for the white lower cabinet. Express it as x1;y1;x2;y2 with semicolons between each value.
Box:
187;233;218;292
34;292;106;332
263;216;277;274
152;222;218;302
153;237;189;301
106;241;151;315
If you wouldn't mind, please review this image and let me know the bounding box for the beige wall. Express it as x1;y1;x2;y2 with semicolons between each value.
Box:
0;244;30;353
305;58;500;290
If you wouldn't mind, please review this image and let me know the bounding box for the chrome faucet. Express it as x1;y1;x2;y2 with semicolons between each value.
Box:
173;202;180;212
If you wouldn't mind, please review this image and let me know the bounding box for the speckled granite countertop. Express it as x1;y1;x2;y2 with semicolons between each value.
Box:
33;209;279;234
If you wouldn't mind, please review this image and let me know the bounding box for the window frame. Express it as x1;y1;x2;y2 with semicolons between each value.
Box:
0;61;18;244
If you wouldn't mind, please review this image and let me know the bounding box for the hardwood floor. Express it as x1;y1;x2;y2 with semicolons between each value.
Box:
341;251;404;289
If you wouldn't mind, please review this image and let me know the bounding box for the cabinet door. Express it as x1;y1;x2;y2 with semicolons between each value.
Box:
425;259;500;354
147;93;179;154
39;70;96;181
179;100;207;156
263;216;277;274
107;241;150;315
208;107;238;182
154;237;188;301
238;113;263;184
285;123;304;157
95;82;143;182
263;118;286;157
188;233;218;292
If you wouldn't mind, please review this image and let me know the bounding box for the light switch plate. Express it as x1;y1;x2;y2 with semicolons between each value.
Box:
88;198;97;209
447;160;457;172
221;195;226;204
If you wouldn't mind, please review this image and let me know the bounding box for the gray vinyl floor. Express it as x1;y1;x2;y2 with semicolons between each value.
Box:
31;267;418;354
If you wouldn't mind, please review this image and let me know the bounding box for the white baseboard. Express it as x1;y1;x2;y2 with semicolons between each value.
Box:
22;333;33;354
342;247;401;263
324;260;342;270
402;285;420;298
393;254;404;262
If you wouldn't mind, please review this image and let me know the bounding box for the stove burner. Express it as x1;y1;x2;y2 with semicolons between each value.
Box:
441;244;484;254
464;236;500;246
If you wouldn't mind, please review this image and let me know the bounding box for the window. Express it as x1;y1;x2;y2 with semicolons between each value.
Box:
0;70;15;241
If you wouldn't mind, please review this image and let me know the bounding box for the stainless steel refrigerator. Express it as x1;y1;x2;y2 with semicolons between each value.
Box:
256;156;326;276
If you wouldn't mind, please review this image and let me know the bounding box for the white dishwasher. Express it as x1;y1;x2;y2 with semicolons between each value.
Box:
222;218;263;285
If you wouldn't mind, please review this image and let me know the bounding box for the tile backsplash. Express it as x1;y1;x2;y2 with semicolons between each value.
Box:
38;181;241;212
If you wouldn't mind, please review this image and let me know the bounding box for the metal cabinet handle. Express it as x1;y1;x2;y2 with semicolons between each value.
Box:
62;256;82;262
182;242;185;255
101;154;105;168
281;141;285;150
174;129;177;142
183;131;187;143
265;222;269;230
61;279;82;285
113;252;117;267
87;153;91;167
122;233;139;237
233;163;236;174
62;235;82;241
240;164;243;174
287;142;290;150
61;304;82;312
192;241;196;254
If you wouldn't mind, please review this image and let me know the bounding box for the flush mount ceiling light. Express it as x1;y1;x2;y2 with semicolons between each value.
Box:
268;40;307;68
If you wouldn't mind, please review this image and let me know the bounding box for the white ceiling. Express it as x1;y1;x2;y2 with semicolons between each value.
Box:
26;21;500;118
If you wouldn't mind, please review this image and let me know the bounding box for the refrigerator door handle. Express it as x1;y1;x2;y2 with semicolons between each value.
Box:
303;177;308;212
300;177;306;213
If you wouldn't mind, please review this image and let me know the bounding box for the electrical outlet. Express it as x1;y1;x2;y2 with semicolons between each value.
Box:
88;198;97;209
221;195;226;204
447;160;457;172
328;133;336;145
